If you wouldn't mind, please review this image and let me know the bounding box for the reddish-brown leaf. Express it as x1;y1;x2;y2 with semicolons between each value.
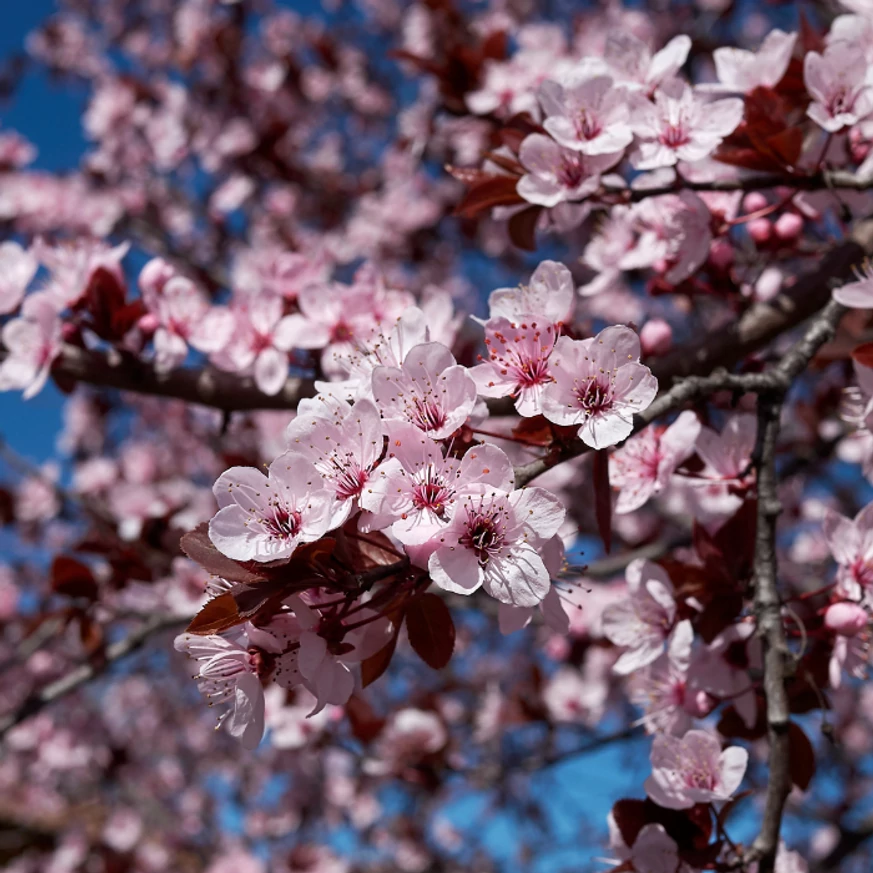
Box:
852;342;873;369
51;556;99;601
406;593;455;670
345;694;385;743
186;592;243;635
788;721;816;791
180;523;267;584
454;175;523;218
593;450;612;555
612;799;649;848
361;633;399;688
508;205;542;251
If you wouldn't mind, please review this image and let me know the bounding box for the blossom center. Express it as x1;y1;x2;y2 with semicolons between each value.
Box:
264;504;301;540
574;378;614;416
410;395;448;434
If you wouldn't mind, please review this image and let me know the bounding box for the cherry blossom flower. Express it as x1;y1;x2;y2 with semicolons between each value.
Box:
209;452;335;562
804;47;873;133
139;259;234;372
368;708;448;774
695;413;757;482
700;29;797;94
360;422;513;545
601;559;677;674
427;483;565;607
629;82;744;170
485;260;576;326
372;342;478;440
517;133;621;208
285;396;384;527
0;241;37;314
35;238;129;309
0;297;62;399
604;32;692;93
833;261;873;308
540;326;658;449
212;294;297;396
610;411;701;513
823;503;873;601
174;630;268;750
538;74;633;155
644;729;749;809
469;317;557;416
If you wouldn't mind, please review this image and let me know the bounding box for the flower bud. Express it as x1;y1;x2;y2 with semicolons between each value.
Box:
747;217;772;244
743;192;768;213
754;267;783;302
137;312;160;335
824;602;869;637
640;319;673;356
773;212;803;241
708;239;734;272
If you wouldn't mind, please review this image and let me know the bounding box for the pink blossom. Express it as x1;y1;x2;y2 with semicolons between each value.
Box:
139;260;234;372
825;601;869;635
360;422;513;544
604;33;692;93
601;559;677;674
610;411;701;513
427;484;565;607
212;294;296;395
629;82;744;170
209;453;335;562
804;47;873;133
174;630;267;750
369;708;448;773
645;729;748;809
833;261;873;308
470;317;557;416
0;241;37;314
829;628;870;688
34;237;129;310
0;297;62;399
285;396;383;527
485;260;576;326
540;326;658;450
543;662;609;725
700;30;797;94
823;503;873;600
538;74;633;155
695;413;757;481
517;133;621;208
372;342;478;440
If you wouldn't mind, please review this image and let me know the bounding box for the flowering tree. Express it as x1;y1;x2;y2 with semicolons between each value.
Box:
5;0;873;871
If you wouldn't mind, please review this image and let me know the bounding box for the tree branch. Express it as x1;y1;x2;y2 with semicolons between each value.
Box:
0;613;186;741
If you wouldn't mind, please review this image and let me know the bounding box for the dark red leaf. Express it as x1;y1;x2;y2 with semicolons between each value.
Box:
361;633;399;688
717;702;766;740
593;450;612;555
511;415;556;447
788;722;816;791
852;342;873;369
612;799;649;847
186;592;243;635
508;205;542;251
406;593;455;670
51;556;99;601
180;523;267;585
345;694;385;743
454;175;523;218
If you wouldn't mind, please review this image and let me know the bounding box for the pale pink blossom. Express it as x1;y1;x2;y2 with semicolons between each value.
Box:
485;260;576;326
538;74;633;155
805;47;873;133
825;601;869;635
427;484;565;607
360;423;513;544
823;502;873;601
645;729;748;809
517;133;621;208
372;342;478;440
542;662;609;725
174;630;268;750
285;396;384;527
604;33;692;93
601;559;677;674
700;30;797;94
368;708;448;773
610;411;701;513
209;453;335;562
629;82;744;170
695;413;757;481
0;241;37;314
540;326;658;450
833;261;873;308
0;297;62;399
212;294;296;395
34;237;129;310
470;317;557;416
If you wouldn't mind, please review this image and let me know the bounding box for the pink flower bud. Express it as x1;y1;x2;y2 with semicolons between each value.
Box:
743;192;768;212
773;212;803;241
683;689;716;718
138;257;175;297
708;239;734;272
640;319;673;356
61;322;79;342
825;602;869;636
747;217;772;244
754;267;783;302
137;312;160;335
